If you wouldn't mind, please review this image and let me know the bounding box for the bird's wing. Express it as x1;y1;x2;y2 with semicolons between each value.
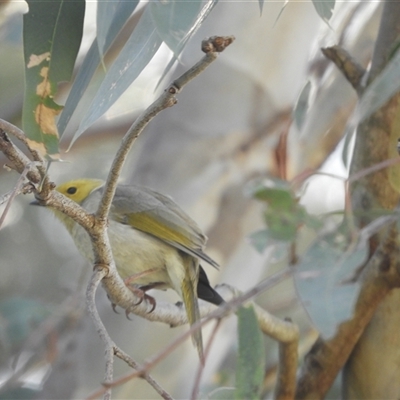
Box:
110;185;219;269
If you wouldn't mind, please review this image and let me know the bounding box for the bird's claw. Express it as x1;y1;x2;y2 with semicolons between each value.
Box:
111;302;119;314
108;290;155;317
127;287;157;314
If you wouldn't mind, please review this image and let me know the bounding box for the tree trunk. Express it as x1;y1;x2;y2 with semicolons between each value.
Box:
344;1;400;397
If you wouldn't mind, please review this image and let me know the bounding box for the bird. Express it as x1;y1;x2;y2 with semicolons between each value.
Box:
44;178;224;359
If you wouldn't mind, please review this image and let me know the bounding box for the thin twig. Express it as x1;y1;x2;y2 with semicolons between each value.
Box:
0;119;46;173
86;267;113;400
348;156;400;183
0;129;41;183
0;178;34;229
113;348;173;400
0;119;34;153
191;319;222;400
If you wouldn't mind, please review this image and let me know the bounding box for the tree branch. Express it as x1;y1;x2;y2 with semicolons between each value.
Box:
0;127;43;183
321;46;366;94
274;320;299;400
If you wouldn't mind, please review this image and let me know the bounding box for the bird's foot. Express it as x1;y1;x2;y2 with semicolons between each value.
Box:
123;286;157;319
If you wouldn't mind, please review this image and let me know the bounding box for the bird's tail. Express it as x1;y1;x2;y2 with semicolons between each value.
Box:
180;256;204;362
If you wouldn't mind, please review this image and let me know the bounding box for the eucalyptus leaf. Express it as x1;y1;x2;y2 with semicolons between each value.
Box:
149;0;217;57
73;7;162;143
258;0;264;15
248;229;272;253
96;0;139;58
341;125;355;168
248;230;290;263
294;81;311;130
152;0;218;89
295;229;367;338
274;0;289;26
249;178;295;211
58;0;139;136
264;209;298;241
22;0;85;157
235;306;265;400
312;0;335;21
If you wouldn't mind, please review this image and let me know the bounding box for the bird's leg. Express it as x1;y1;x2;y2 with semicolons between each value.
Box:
123;268;159;285
122;268;160;316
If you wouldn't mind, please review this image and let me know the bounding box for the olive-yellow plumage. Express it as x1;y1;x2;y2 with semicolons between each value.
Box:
51;179;223;359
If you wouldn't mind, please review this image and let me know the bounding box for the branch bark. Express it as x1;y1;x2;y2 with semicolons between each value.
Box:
321;46;366;94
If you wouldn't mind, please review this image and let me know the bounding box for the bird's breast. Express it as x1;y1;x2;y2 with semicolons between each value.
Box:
70;219;183;290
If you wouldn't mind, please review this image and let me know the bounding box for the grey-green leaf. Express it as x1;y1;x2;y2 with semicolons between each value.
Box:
341;125;355;168
248;229;272;253
72;7;162;143
58;0;139;136
295;231;367;338
149;0;216;57
96;0;139;57
294;80;311;130
152;0;218;90
258;0;264;15
235;305;265;400
312;0;335;21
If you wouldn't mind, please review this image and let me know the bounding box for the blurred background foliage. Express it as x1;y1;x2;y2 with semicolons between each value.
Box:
0;0;387;398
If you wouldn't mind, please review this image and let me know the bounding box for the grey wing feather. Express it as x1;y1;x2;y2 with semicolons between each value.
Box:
110;185;219;269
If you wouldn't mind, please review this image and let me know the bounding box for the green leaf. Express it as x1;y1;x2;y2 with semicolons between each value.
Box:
249;179;295;211
249;179;323;242
294;227;367;338
22;0;85;157
72;7;162;143
294;81;311;130
265;206;323;242
264;208;298;241
235;305;265;400
248;230;290;263
312;0;335;21
300;207;324;230
355;48;400;124
58;1;139;136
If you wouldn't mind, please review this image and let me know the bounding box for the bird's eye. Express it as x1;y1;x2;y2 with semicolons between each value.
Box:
67;187;77;194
